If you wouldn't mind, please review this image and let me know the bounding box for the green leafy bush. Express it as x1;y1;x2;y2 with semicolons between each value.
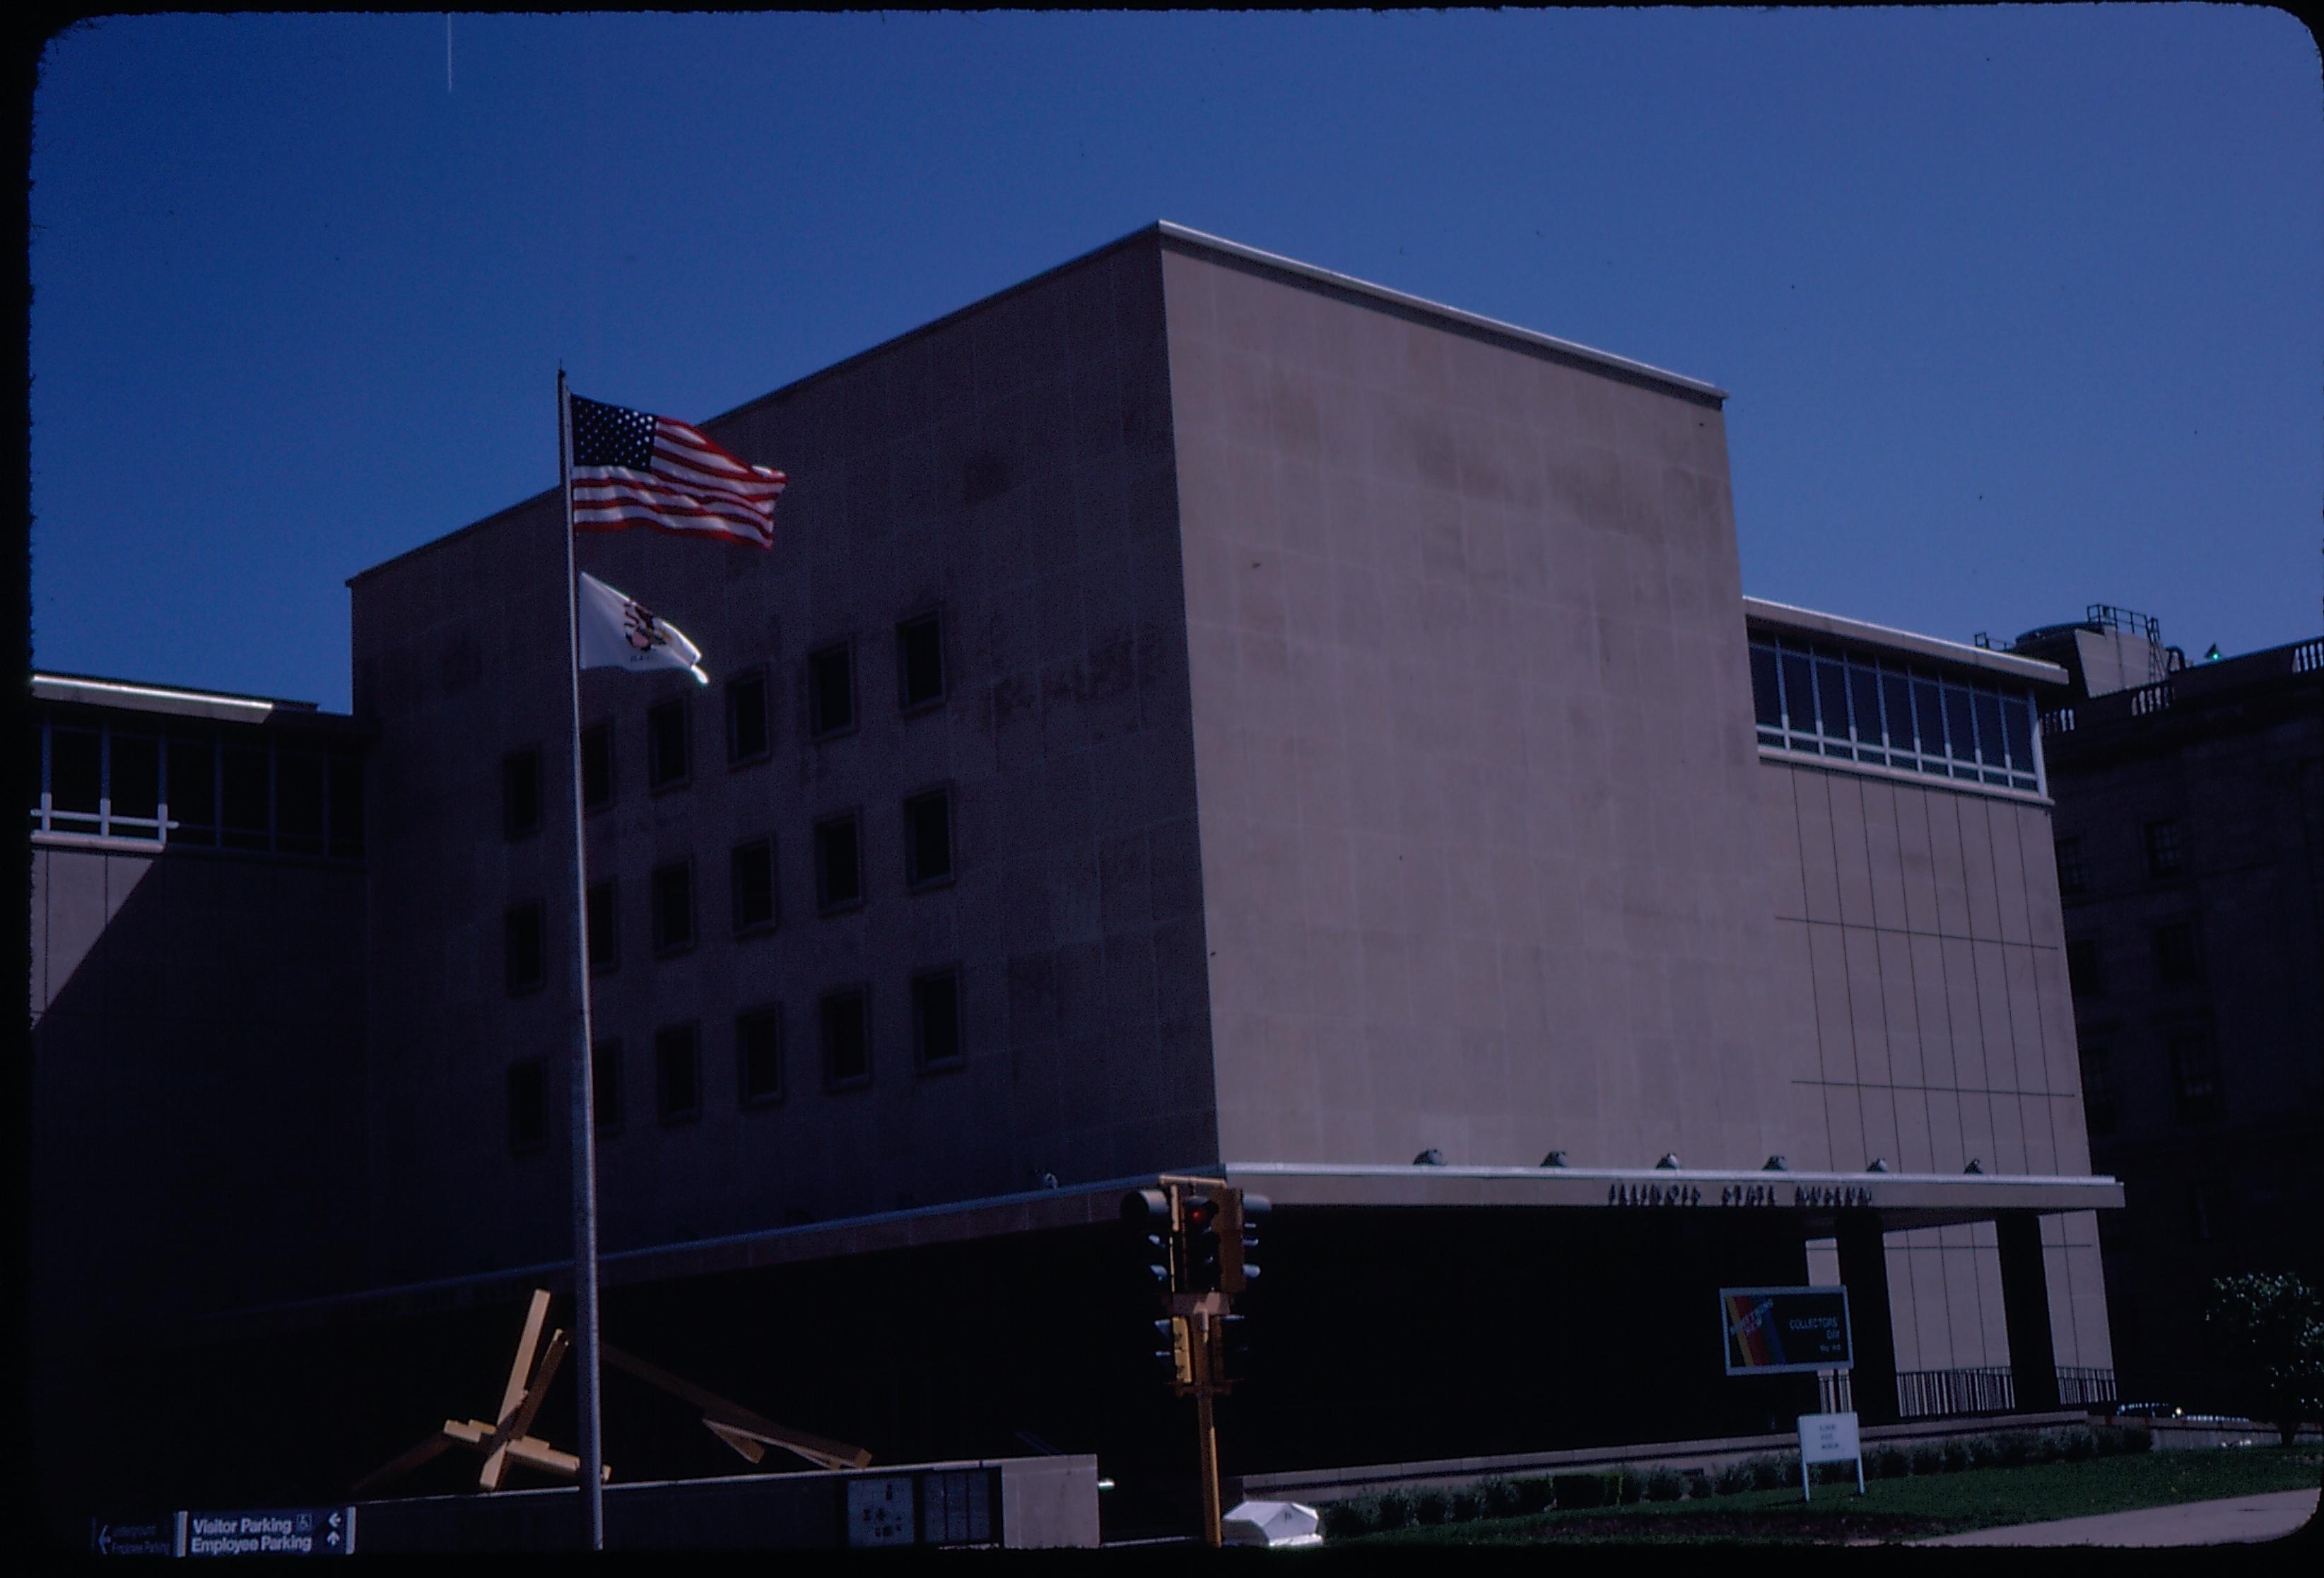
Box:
1613;1470;1645;1504
1643;1468;1685;1502
1869;1444;1911;1479
1551;1472;1614;1509
1514;1475;1557;1514
1478;1477;1524;1519
2207;1273;2324;1445
2060;1426;2098;1462
1684;1472;1713;1501
1319;1498;1375;1540
1910;1441;1944;1475
1412;1489;1450;1526
1939;1438;1976;1473
1373;1489;1414;1530
1713;1459;1756;1495
1448;1486;1481;1523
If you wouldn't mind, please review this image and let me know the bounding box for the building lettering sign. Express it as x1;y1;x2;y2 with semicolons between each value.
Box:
1607;1182;1876;1210
184;1508;353;1557
1720;1286;1854;1375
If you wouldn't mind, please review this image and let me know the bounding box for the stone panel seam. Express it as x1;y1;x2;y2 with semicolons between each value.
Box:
1770;915;2062;949
1788;1078;2066;1099
1790;768;1838;1169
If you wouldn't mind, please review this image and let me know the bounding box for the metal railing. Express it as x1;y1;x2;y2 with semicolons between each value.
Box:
1891;1365;2118;1418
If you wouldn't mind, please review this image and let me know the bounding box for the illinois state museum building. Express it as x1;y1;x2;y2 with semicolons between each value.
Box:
28;222;2119;1529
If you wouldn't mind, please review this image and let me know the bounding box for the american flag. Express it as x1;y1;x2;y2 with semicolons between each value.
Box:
568;394;785;548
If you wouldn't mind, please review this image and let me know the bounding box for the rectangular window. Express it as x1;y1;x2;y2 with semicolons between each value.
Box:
508;1058;548;1153
821;987;871;1087
221;744;270;850
651;860;696;954
726;670;770;764
110;732;160;830
275;751;326;853
505;901;546;993
2144;819;2183;877
732;838;777;934
1847;663;1883;761
654;1024;701;1123
167;737;216;845
903;788;953;888
737;1007;784;1106
2154;921;2202;983
587;879;618;975
2055;837;2087;896
1973;689;2006;771
594;1039;623;1135
2066;940;2103;998
898;611;946;711
581;723;613;809
2001;693;2036;778
2080;1048;2115;1137
912;969;963;1070
815;812;863;911
327;751;365;858
503;747;543;838
49;727;101;831
647;699;690;790
808;641;855;738
2169;1033;2220;1123
1814;657;1853;759
1942;684;1978;780
1911;676;1946;759
1779;650;1815;735
1749;644;1782;742
1879;669;1915;757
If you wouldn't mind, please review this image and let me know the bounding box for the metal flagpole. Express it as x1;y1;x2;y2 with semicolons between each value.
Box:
558;368;606;1548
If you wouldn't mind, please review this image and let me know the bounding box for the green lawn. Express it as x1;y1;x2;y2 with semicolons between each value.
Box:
1341;1447;2323;1546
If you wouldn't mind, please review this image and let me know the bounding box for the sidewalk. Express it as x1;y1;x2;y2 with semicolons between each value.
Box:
1914;1487;2319;1547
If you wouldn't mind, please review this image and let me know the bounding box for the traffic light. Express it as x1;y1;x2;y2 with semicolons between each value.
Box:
1232;1192;1267;1293
1122;1187;1175;1295
1182;1194;1223;1292
1152;1317;1192;1386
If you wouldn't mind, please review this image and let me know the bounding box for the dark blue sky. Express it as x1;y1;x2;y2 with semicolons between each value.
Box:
32;9;2320;709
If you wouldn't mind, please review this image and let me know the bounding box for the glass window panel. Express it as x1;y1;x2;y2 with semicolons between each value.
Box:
1913;678;1946;759
1780;651;1815;734
110;733;161;824
50;728;100;816
1814;658;1850;745
1848;664;1882;745
1880;672;1914;754
1749;645;1781;730
2002;693;2035;775
1942;684;1976;770
328;752;365;857
168;738;216;843
221;745;270;849
1973;690;2005;768
276;752;324;852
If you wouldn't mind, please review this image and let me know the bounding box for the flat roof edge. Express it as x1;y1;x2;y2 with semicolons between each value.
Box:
1743;597;2070;685
1156;221;1729;404
30;670;339;721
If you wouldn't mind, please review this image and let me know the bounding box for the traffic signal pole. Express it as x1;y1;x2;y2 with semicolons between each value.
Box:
1195;1379;1223;1548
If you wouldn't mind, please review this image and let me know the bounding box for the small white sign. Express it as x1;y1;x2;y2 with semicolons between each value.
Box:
1796;1411;1865;1500
845;1477;917;1547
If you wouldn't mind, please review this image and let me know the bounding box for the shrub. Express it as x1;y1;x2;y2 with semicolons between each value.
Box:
1939;1438;1976;1473
1910;1442;1944;1476
1448;1486;1482;1523
1319;1499;1375;1540
1614;1471;1646;1504
1713;1459;1756;1495
1412;1489;1450;1526
2060;1427;2099;1462
1478;1477;1524;1519
1643;1468;1685;1502
1990;1433;2031;1468
1869;1444;1911;1480
1684;1473;1713;1501
2118;1422;2154;1456
1747;1453;1789;1491
1514;1476;1557;1514
1551;1473;1612;1509
1374;1489;1414;1530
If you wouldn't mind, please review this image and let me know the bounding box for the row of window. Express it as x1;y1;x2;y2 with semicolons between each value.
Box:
2064;923;2204;1000
2054;819;2183;896
503;612;948;834
28;713;364;858
1749;638;2041;793
2080;1031;2221;1135
502;793;956;989
505;970;964;1151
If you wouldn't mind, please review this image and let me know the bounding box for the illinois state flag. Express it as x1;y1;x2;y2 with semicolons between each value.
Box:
577;573;708;684
570;394;785;548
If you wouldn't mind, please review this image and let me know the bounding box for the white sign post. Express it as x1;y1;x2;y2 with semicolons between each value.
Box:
1796;1412;1864;1501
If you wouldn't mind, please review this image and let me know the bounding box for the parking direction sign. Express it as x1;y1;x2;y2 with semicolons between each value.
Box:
182;1507;354;1557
